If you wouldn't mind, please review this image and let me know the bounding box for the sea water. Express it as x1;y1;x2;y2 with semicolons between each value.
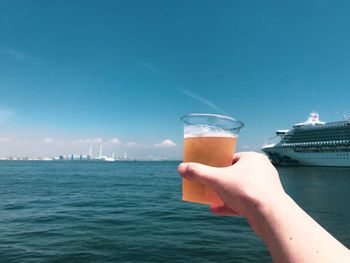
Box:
0;161;349;262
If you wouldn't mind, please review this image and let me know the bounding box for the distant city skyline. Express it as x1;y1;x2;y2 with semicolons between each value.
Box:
1;1;350;158
0;135;178;159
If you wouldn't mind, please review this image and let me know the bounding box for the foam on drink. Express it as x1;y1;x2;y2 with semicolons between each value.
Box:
184;125;237;139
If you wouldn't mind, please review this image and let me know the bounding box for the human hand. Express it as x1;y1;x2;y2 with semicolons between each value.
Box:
177;152;286;219
179;152;350;261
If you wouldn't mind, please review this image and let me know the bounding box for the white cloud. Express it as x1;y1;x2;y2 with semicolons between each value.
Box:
72;137;121;145
72;137;103;144
0;135;182;159
0;137;11;143
0;110;15;123
109;138;121;145
153;139;177;148
125;142;143;148
42;137;54;143
91;138;103;144
126;139;177;148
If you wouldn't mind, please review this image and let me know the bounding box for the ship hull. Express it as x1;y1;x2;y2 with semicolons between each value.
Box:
262;146;350;167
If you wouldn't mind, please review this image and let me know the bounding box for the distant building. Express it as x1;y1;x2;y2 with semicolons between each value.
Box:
123;148;127;160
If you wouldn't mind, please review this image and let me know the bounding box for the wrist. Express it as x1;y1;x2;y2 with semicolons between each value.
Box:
244;191;292;238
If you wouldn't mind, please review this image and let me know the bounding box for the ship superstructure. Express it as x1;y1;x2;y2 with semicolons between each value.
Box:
262;113;350;166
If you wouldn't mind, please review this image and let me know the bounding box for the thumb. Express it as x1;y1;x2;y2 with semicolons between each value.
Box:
178;162;227;188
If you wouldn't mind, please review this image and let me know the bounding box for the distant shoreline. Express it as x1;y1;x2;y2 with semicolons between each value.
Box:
0;159;182;162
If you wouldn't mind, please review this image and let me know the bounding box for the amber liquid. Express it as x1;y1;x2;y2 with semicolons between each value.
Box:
182;136;237;205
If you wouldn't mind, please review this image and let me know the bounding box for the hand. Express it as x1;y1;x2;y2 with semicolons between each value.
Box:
178;152;286;219
178;152;350;262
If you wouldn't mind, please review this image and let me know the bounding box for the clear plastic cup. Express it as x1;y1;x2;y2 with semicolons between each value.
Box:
181;113;244;205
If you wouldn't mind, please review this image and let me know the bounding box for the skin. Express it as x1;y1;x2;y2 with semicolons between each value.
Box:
177;152;350;263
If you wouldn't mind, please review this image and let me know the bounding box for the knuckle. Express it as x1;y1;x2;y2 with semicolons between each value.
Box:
186;164;199;177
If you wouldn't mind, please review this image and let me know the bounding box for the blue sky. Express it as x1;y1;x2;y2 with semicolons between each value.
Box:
1;0;350;158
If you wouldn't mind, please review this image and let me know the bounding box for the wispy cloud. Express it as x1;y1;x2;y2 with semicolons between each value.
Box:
5;48;40;62
7;49;27;60
139;61;162;76
0;110;15;123
153;139;177;148
178;89;227;115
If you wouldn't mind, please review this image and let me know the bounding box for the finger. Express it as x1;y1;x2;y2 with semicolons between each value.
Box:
232;151;259;164
178;162;227;187
210;205;239;216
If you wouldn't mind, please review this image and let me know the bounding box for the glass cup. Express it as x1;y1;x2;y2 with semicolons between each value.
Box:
181;113;244;206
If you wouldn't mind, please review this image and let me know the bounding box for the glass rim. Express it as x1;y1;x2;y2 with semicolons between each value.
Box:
181;113;244;131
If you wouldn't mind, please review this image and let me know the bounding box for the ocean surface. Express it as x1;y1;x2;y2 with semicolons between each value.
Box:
0;161;349;262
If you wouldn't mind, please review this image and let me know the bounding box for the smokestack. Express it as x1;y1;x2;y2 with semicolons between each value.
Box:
123;148;127;160
89;145;92;158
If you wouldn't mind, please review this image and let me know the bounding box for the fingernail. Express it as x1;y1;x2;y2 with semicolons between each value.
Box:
178;163;188;175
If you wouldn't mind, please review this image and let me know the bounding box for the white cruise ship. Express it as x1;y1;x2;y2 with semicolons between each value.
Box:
262;113;350;166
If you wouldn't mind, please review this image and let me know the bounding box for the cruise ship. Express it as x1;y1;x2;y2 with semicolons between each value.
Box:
262;113;350;166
